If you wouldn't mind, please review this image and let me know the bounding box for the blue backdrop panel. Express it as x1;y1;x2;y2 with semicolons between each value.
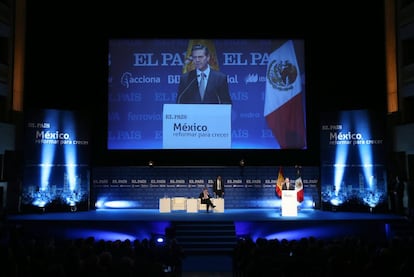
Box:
91;166;319;209
320;109;387;212
21;109;91;212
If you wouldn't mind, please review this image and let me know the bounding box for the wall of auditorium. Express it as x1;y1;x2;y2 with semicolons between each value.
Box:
91;165;320;209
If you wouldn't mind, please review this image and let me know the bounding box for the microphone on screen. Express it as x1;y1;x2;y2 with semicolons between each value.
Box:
215;92;221;104
177;74;199;104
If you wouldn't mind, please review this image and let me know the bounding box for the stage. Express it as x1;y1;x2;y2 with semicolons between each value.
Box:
2;208;412;276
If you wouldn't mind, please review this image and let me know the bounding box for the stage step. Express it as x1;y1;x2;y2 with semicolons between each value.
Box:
173;221;237;255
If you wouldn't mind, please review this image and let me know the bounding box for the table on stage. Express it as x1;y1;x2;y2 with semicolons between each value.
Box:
159;197;171;213
186;198;198;213
171;197;187;211
213;198;224;213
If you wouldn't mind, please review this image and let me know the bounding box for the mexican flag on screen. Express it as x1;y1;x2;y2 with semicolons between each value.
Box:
264;40;306;149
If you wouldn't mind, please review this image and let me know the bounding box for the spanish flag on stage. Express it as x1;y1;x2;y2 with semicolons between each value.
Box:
276;166;284;198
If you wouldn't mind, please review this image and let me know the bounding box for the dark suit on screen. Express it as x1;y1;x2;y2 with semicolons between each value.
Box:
176;69;232;104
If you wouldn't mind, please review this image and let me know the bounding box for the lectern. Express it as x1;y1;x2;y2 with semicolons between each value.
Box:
281;190;297;216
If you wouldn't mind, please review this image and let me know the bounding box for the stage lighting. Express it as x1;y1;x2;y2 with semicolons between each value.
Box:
239;159;245;167
70;203;77;212
152;234;167;246
237;235;251;242
148;160;154;167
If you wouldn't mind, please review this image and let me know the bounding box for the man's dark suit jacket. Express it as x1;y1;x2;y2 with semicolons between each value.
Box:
282;183;295;190
177;70;232;104
213;178;225;197
199;191;212;204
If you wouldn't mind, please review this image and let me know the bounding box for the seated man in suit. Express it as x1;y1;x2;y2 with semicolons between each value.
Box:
199;187;216;213
282;177;295;190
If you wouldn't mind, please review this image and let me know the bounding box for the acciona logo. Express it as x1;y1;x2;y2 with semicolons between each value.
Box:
120;72;161;88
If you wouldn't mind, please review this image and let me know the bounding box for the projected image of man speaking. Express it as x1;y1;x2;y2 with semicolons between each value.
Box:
176;43;232;104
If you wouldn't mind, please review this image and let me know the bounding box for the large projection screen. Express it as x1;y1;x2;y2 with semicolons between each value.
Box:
108;39;306;150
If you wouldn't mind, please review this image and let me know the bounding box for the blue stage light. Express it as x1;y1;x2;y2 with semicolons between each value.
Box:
152;234;167;246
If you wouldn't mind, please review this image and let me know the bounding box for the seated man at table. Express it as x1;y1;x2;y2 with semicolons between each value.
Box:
199;187;216;213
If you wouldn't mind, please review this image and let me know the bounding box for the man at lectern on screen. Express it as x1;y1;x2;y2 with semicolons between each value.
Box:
176;43;232;104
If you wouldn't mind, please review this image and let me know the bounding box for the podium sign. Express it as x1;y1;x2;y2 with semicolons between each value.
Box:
281;190;297;216
163;104;231;149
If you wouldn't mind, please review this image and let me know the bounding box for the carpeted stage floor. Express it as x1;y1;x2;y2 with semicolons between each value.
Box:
4;208;408;242
5;207;404;222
